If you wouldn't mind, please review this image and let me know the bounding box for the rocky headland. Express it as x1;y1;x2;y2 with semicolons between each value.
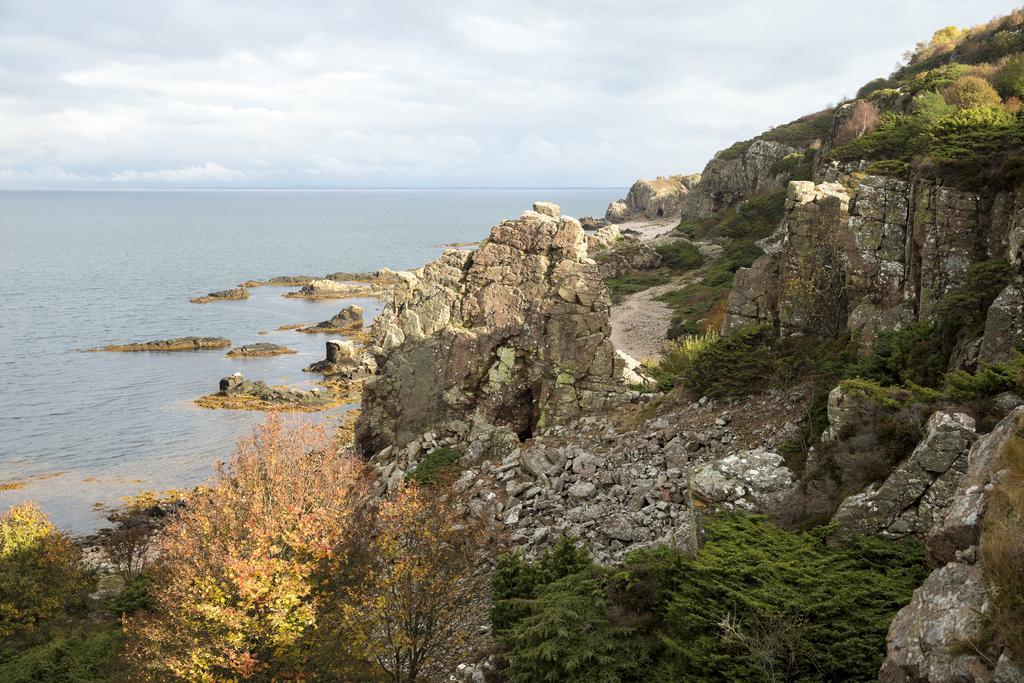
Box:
606;175;701;223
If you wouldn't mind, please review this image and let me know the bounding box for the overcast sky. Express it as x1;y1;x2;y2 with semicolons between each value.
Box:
0;1;1021;189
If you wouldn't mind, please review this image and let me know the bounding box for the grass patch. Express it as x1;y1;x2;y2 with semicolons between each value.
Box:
405;446;462;485
654;240;702;271
605;272;671;302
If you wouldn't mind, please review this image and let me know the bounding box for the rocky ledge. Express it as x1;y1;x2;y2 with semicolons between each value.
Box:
87;336;231;352
239;275;317;287
190;287;249;304
195;373;345;411
282;279;376;300
299;305;364;333
225;343;296;358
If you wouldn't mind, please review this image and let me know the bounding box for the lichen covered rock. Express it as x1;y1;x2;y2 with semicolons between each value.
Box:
356;206;627;455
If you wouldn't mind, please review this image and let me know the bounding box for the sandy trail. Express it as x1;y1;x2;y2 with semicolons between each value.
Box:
607;217;687;361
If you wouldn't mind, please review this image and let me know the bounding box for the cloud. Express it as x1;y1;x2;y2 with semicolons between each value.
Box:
0;0;1021;188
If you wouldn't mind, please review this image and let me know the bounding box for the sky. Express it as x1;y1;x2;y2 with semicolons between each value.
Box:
1;1;1022;189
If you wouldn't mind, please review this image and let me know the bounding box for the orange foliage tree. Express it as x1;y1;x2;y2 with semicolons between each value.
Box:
124;415;373;680
337;481;502;683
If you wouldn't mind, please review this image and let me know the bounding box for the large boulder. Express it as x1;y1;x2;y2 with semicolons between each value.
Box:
691;448;796;513
356;206;626;455
979;284;1024;365
831;411;976;538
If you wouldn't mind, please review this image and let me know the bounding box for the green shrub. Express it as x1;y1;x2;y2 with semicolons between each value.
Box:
994;53;1024;97
912;90;956;121
654;240;703;272
942;75;1003;108
906;63;973;95
944;355;1024;400
760;109;835;148
676;325;775;399
494;517;925;683
0;504;90;642
492;537;592;635
644;332;719;392
503;574;651;683
405;446;462;485
605;272;671;302
0;626;124;683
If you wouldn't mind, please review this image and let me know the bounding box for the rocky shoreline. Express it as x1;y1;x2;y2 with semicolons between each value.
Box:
225;343;296;357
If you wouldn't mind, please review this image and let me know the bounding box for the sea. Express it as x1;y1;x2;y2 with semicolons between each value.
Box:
0;188;620;533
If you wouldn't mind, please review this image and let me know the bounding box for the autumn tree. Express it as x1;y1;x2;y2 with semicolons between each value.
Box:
124;415;373;681
0;503;89;642
338;482;503;683
835;100;880;145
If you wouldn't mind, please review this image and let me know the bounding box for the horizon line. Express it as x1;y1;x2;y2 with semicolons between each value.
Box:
0;185;625;192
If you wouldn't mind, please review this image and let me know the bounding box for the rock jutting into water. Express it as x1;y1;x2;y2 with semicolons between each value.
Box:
190;287;249;304
225;343;296;358
299;305;364;333
195;372;343;411
87;337;231;352
355;201;631;456
282;279;375;300
239;275;317;287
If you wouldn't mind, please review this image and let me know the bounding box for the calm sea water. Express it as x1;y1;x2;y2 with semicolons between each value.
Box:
0;189;619;533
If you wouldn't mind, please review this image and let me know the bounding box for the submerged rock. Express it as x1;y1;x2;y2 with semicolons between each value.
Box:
226;343;296;357
190;287;249;304
356;205;628;455
89;337;231;352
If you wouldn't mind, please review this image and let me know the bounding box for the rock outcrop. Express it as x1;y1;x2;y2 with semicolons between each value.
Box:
880;408;1024;682
304;339;375;378
283;279;374;299
593;236;662;279
681;139;797;218
226;343;296;357
190;288;249;304
606;175;700;223
356;203;627;455
724;177;1019;344
691;448;796;514
300;305;365;333
832;411;977;538
88;337;231;352
199;373;341;411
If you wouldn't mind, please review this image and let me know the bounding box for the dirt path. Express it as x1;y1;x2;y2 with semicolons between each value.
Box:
607;216;688;361
610;282;676;361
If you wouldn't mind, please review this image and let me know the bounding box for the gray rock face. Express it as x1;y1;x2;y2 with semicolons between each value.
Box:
724;177;997;344
832;411;976;538
605;175;699;223
928;407;1024;565
356;206;626;455
878;408;1024;682
979;284;1024;365
593;236;662;279
691;448;795;513
879;562;992;683
681;139;797;218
